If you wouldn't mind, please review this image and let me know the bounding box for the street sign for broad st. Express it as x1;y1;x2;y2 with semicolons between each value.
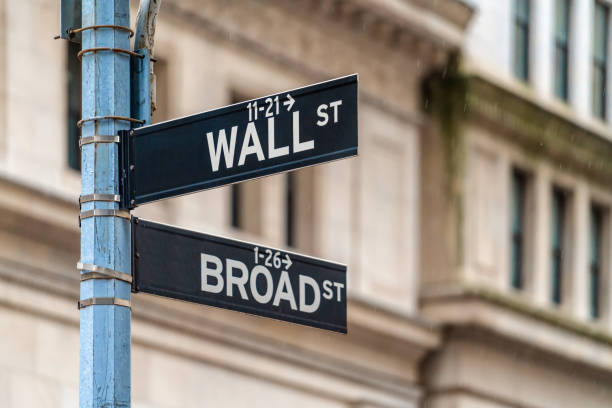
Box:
120;74;358;208
132;218;347;333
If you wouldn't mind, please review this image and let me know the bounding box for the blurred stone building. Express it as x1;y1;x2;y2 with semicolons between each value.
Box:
0;0;611;407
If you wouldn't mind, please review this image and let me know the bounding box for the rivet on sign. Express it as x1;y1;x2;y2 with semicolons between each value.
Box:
130;199;135;205
130;165;135;171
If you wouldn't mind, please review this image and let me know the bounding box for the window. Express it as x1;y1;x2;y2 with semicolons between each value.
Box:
230;181;262;235
284;169;314;251
511;170;527;289
286;172;296;247
230;183;243;229
551;188;567;305
228;91;262;236
513;0;531;81
67;41;81;171
593;1;609;120
589;204;604;319
554;0;571;101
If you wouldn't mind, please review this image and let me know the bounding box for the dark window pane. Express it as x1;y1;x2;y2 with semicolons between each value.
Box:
286;172;296;247
554;0;570;101
516;0;530;21
593;1;608;119
589;205;603;319
555;46;569;100
513;0;530;81
555;0;570;42
67;41;81;171
594;2;609;62
592;65;607;119
551;188;566;305
511;171;526;289
231;184;242;229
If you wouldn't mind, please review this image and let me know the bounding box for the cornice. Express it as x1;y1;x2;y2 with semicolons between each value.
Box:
465;74;612;188
0;263;421;406
0;174;79;251
420;283;612;375
0;246;436;402
282;0;473;51
161;0;426;126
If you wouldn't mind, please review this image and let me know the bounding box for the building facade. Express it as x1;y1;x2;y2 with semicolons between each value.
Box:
421;0;612;406
0;0;611;407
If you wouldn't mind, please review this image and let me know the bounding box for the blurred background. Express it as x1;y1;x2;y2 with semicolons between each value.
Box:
1;0;612;406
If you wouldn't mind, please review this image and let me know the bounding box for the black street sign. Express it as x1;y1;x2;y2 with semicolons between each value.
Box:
120;74;358;208
132;218;347;333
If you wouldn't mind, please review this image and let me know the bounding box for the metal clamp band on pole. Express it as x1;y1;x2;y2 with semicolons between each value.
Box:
79;194;121;204
70;25;135;37
79;135;120;147
80;209;131;220
77;47;145;61
77;262;132;284
77;116;144;128
78;297;131;310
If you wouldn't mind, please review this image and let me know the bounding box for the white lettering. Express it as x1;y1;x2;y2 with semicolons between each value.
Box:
201;254;224;293
299;275;321;313
206;127;237;172
267;117;289;159
322;280;333;300
329;100;342;123
333;282;345;302
226;259;249;300
273;271;297;310
250;265;274;304
238;122;265;166
292;111;314;153
316;104;329;127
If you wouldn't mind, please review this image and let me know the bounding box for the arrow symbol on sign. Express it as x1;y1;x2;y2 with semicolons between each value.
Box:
283;94;295;111
282;254;293;270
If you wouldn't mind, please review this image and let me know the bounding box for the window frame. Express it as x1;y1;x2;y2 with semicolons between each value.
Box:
592;1;609;120
589;204;605;319
554;0;571;101
551;187;568;306
285;171;296;248
511;169;528;290
513;0;531;82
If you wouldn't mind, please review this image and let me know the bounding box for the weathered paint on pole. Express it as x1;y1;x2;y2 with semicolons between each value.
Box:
79;0;132;406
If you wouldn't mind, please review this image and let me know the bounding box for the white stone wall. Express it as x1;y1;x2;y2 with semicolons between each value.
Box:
465;0;612;127
0;0;426;310
0;0;444;407
463;121;612;326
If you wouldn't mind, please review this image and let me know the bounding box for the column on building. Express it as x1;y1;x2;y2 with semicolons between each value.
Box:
531;0;554;97
571;181;590;320
570;0;593;117
532;164;552;306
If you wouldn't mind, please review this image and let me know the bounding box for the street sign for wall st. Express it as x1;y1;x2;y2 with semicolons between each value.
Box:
132;218;347;333
120;74;358;209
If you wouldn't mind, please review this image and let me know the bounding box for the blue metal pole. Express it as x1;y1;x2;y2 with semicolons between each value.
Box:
79;0;132;406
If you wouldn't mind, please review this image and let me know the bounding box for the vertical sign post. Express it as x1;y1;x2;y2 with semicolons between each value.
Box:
79;0;133;406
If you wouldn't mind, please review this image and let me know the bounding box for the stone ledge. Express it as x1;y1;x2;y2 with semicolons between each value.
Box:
465;72;612;186
0;252;433;403
421;283;612;373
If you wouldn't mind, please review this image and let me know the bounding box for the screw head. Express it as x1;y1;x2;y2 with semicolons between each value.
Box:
130;199;135;205
130;130;134;136
130;164;135;171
